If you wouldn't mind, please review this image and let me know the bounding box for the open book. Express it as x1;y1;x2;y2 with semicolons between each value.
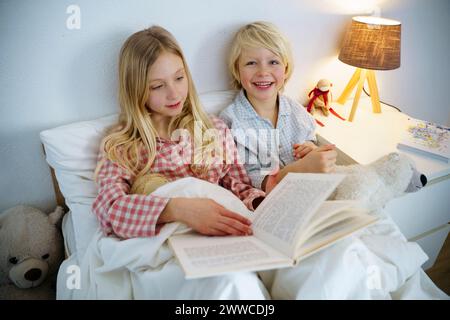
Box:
168;173;378;279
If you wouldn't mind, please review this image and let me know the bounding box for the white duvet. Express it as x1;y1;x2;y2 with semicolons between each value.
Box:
56;178;448;300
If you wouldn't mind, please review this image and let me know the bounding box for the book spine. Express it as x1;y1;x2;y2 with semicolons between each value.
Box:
397;143;450;163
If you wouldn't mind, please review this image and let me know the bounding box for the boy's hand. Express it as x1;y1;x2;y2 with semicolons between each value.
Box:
290;144;337;173
262;144;337;194
301;144;336;173
293;141;318;160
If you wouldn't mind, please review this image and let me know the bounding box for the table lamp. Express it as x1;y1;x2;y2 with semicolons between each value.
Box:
337;16;401;121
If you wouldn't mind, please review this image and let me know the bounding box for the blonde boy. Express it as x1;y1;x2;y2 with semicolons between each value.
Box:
219;21;337;193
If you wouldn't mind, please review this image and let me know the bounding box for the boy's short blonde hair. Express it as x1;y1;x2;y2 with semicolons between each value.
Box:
228;21;294;90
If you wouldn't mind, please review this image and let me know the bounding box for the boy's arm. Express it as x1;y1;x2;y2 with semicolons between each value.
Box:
292;97;317;143
214;119;265;210
265;144;337;190
293;141;318;160
216;113;268;190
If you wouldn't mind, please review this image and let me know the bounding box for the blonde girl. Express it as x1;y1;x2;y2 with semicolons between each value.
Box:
91;26;269;299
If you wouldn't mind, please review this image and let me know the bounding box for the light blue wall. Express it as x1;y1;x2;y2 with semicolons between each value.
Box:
1;0;449;212
380;0;450;123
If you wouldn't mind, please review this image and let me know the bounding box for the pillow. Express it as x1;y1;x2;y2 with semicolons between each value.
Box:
40;114;118;202
40;114;118;256
40;90;237;255
198;90;237;115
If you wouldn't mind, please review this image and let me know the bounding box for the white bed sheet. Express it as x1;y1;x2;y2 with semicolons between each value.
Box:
56;178;449;300
61;211;76;258
57;179;271;300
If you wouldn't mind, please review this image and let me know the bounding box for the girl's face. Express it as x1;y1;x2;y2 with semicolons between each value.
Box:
146;51;188;122
238;46;286;106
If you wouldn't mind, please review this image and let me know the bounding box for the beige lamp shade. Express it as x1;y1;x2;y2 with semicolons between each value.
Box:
339;16;401;70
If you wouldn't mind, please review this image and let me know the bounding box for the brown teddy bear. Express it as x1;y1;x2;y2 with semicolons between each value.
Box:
131;173;169;195
307;79;333;116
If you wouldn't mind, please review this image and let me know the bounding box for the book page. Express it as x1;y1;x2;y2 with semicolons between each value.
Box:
168;233;292;279
294;213;377;260
298;200;362;242
301;209;356;243
252;173;345;257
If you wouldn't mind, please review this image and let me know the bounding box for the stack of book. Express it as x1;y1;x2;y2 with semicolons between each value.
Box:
397;118;450;163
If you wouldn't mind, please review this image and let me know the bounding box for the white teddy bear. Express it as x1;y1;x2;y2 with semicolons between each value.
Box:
332;152;427;210
0;205;65;300
132;152;426;213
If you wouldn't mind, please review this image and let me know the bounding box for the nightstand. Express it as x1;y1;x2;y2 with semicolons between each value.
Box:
314;96;450;270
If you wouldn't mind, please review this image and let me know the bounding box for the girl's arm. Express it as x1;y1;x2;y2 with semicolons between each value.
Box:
160;197;253;236
93;156;170;239
93;155;253;238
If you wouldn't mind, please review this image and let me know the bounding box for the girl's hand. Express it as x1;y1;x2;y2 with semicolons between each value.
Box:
293;141;317;160
165;198;253;236
291;144;337;173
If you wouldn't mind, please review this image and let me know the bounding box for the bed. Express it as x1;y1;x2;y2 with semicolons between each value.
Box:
40;90;448;300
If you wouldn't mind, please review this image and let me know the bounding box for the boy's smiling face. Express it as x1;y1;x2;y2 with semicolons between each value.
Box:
238;46;287;106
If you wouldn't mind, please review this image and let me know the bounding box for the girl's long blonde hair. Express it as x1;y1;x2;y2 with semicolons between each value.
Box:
97;26;215;179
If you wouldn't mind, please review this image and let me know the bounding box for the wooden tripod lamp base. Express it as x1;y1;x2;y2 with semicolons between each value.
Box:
337;68;381;122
